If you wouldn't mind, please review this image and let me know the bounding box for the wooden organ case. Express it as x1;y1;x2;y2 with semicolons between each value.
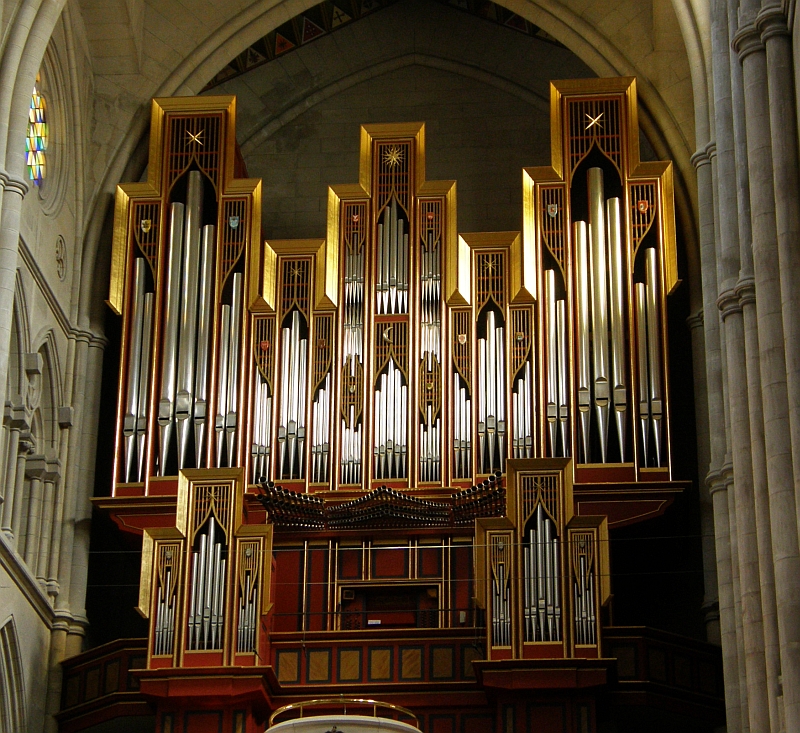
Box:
86;79;723;733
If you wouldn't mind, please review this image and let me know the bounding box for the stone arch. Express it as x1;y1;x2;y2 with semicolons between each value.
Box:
6;274;28;404
32;333;61;451
0;617;27;733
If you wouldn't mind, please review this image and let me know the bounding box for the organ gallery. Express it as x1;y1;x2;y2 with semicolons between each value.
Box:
62;77;724;733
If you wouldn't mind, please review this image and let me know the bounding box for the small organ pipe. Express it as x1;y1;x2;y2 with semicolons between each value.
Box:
606;197;627;460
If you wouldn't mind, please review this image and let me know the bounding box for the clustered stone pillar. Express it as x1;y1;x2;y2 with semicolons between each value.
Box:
702;0;800;730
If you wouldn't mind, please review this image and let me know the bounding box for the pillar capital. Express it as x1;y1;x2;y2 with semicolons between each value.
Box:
686;309;704;330
732;22;765;61
735;276;757;307
25;455;47;479
756;4;790;42
717;287;743;320
0;170;29;198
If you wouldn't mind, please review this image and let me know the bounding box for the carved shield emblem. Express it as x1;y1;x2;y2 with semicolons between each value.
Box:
637;200;649;214
140;219;152;234
229;215;240;229
259;340;270;351
457;333;467;345
546;203;558;218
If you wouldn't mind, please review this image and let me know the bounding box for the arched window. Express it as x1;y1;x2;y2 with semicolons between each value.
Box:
26;74;47;186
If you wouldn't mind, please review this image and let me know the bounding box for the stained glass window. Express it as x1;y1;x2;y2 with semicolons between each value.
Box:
26;74;47;185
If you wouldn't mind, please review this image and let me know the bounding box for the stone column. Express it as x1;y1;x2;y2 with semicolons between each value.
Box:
711;1;773;727
0;176;26;408
734;10;800;731
23;455;45;573
758;2;800;522
709;475;743;731
36;455;60;587
0;403;25;538
9;436;30;548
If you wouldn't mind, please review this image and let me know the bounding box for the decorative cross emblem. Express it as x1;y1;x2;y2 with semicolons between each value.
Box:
585;112;604;131
186;128;204;147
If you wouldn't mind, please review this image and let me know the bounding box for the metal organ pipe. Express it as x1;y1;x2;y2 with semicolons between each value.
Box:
188;516;227;651
478;311;505;474
124;259;146;482
645;249;663;466
311;374;330;483
523;504;562;642
574;221;591;462
376;197;408;315
636;283;651;465
158;202;185;475
545;269;558;454
194;225;215;467
572;168;635;464
215;306;231;466
175;172;203;470
277;310;308;479
136;293;154;482
373;360;407;480
556;299;569;456
606;197;627;460
341;230;364;484
225;273;244;467
588;168;610;462
420;229;441;482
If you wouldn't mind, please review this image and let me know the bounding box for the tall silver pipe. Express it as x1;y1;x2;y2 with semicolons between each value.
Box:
278;326;290;475
552;534;561;637
546;269;558;454
188;551;198;648
645;249;663;466
524;360;533;458
124;259;146;482
588;168;609;462
574;221;591;462
215;306;231;466
297;337;308;478
478;339;487;471
194;225;215;466
606;197;627;460
136;293;154;481
158;203;186;475
556;299;569;457
226;273;243;467
635;283;650;465
536;506;546;636
496;326;506;471
175;172;203;469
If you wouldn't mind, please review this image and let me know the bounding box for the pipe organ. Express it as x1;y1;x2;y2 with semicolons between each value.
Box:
96;78;695;733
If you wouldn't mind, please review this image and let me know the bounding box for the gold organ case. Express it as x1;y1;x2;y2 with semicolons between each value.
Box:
99;76;686;696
